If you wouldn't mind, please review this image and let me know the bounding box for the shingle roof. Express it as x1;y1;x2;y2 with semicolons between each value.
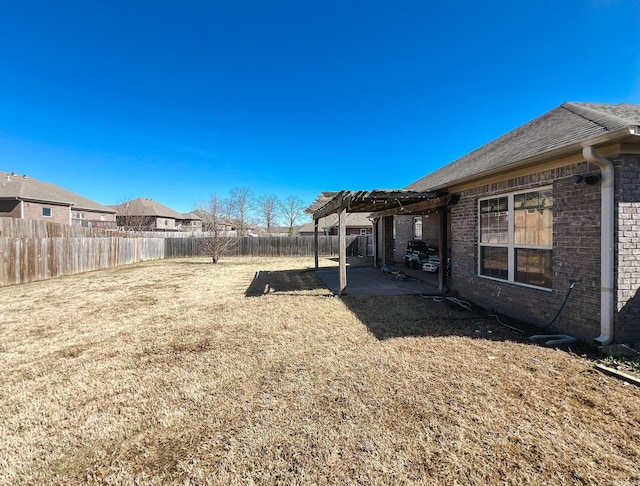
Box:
406;102;640;191
0;171;116;213
180;211;201;221
110;198;186;219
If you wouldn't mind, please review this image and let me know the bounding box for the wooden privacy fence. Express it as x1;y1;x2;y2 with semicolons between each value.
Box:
0;237;165;286
165;235;370;258
0;216;374;286
0;217;115;238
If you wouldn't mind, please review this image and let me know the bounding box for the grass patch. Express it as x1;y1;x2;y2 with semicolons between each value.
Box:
0;257;639;484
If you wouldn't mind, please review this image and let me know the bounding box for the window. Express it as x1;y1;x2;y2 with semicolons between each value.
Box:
413;217;423;240
42;207;52;217
478;188;553;289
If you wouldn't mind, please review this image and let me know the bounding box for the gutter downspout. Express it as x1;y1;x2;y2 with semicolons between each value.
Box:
582;146;615;346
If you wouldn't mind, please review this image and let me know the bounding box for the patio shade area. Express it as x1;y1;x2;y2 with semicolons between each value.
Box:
306;190;459;295
315;265;440;297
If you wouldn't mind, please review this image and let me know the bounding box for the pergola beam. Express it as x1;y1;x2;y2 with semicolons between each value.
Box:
312;190;350;220
369;194;459;218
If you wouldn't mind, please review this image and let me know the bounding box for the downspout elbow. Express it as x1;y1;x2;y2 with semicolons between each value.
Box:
582;146;615;346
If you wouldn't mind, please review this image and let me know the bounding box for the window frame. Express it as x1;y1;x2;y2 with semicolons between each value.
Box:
477;186;553;291
42;207;52;217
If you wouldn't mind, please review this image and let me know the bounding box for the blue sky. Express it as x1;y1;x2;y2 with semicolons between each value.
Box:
1;1;640;217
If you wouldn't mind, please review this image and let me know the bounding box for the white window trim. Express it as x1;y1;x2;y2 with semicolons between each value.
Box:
477;186;553;291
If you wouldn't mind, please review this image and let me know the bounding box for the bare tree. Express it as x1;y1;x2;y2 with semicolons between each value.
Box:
279;195;306;236
229;187;254;236
256;194;280;233
114;197;150;233
196;195;237;263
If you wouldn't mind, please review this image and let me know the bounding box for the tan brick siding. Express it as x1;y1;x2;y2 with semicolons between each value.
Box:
22;201;70;225
449;161;603;344
615;154;640;345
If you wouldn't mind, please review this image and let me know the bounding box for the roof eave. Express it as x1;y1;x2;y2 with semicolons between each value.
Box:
7;196;74;206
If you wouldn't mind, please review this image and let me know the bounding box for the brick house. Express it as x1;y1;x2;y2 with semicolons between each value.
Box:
310;103;640;347
110;198;201;232
402;102;640;347
0;171;117;227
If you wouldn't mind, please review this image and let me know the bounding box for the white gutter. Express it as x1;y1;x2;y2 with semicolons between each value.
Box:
582;146;615;346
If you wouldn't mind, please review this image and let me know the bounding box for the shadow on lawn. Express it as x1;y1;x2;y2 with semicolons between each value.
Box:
245;269;331;297
344;293;537;342
243;266;539;345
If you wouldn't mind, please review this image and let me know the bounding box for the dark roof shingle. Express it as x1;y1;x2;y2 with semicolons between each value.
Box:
406;102;640;191
0;171;115;213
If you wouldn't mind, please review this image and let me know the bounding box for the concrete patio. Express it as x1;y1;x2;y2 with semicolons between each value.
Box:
315;264;441;297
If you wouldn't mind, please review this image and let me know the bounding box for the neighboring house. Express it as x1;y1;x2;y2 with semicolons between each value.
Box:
110;198;201;232
191;209;237;236
0;171;117;227
179;212;203;232
402;102;640;347
298;213;373;236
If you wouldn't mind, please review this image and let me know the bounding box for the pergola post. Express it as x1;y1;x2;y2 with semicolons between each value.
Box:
338;207;347;295
381;215;394;266
372;217;379;267
314;218;319;269
438;206;448;291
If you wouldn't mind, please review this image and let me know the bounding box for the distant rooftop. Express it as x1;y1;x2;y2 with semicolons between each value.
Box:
0;171;116;213
406;102;640;192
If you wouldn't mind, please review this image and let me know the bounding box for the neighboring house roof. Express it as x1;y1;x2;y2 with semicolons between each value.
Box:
407;102;640;191
191;210;236;228
0;171;116;213
179;211;201;221
110;198;186;219
298;213;373;233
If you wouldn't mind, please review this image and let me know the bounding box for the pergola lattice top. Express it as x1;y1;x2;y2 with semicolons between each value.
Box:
306;189;455;220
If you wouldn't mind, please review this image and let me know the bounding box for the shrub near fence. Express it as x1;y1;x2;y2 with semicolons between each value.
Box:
165;235;369;258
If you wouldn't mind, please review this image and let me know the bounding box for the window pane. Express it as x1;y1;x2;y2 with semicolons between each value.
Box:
515;249;552;288
514;190;553;246
480;197;508;244
480;246;508;280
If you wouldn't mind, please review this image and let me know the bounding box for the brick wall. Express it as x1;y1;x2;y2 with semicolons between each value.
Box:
421;212;440;248
394;215;414;263
154;217;176;231
22;201;70;225
450;161;603;343
615;154;640;346
71;209;117;227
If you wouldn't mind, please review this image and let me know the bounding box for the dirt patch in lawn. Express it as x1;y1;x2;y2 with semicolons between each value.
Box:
0;257;639;485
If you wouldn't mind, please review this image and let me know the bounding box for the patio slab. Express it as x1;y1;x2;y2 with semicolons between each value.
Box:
315;265;441;296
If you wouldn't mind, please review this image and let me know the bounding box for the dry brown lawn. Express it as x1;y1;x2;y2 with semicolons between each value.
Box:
1;257;639;485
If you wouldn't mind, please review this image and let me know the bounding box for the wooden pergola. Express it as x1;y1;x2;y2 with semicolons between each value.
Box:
307;190;459;295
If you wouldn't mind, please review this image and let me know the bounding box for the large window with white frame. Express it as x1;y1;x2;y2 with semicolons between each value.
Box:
478;187;553;289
